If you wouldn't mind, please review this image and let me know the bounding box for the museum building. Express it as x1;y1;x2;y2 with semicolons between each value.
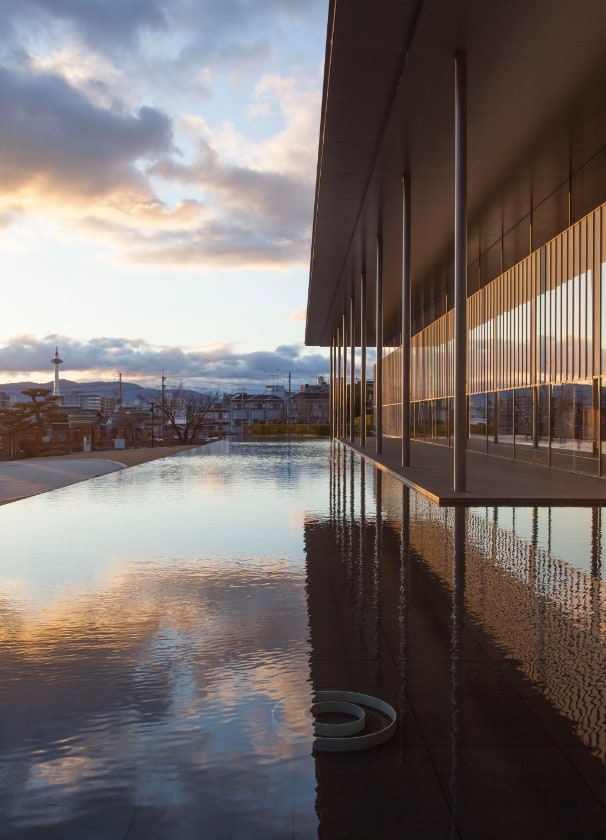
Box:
305;0;606;487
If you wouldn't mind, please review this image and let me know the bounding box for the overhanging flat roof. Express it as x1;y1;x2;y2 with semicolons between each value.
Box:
306;0;606;346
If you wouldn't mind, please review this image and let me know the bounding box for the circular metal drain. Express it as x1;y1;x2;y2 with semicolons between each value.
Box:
312;691;397;752
311;699;366;738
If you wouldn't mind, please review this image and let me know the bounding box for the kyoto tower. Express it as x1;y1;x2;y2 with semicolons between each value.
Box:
51;347;63;397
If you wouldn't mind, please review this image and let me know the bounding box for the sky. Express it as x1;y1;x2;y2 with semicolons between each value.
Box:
0;0;330;392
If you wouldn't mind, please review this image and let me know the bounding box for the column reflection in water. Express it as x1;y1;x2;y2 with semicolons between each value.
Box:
307;456;458;837
308;449;606;837
357;454;367;646
347;449;356;596
457;503;605;763
329;439;336;521
397;486;410;757
341;440;347;546
373;469;383;686
591;506;602;579
449;506;465;840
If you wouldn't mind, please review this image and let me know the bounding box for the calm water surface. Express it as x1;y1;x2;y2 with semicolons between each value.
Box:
0;439;605;839
0;440;328;839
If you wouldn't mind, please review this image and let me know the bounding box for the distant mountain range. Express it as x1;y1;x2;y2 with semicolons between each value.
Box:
0;379;159;404
0;379;222;405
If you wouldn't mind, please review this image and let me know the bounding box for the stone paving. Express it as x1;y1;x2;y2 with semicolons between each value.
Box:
0;446;197;505
344;436;606;506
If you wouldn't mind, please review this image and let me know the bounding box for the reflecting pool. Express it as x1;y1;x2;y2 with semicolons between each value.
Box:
0;440;325;840
1;439;605;839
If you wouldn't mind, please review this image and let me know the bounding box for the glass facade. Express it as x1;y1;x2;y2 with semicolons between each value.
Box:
381;202;606;477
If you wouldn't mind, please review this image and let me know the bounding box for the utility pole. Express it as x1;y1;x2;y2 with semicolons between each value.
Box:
161;370;166;439
118;372;123;432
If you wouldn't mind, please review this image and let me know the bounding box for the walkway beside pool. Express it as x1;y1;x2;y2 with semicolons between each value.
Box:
0;458;124;505
342;437;606;506
0;446;198;505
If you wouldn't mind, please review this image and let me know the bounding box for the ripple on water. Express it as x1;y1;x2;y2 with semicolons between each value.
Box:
0;440;329;837
1;439;604;837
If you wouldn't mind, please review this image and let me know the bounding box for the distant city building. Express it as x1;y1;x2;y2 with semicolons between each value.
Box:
264;384;287;398
0;391;14;410
226;391;285;432
62;392;115;417
290;378;329;425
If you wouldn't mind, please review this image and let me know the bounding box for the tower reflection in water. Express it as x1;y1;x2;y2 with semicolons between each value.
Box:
305;443;606;839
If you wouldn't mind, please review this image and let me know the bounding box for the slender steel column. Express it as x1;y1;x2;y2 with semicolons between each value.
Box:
454;52;467;492
350;294;355;441
332;338;337;440
402;174;411;468
342;312;347;439
334;337;339;437
336;326;342;438
376;236;384;455
360;271;367;448
330;338;334;439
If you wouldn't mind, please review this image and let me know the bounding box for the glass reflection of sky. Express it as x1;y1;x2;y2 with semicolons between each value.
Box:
0;439;326;838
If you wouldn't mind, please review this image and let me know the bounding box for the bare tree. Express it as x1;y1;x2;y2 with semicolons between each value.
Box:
148;383;221;444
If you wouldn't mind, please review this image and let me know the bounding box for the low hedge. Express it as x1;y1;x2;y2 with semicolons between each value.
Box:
248;423;330;436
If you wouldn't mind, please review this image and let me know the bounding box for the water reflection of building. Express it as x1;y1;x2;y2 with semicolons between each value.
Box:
306;1;606;487
381;486;606;763
305;445;606;836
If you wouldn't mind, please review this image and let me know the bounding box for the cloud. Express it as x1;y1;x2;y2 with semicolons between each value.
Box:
175;0;326;72
0;0;169;57
0;334;330;389
123;165;313;267
0;64;172;201
0;0;323;271
289;309;306;322
139;76;320;266
0;62;318;267
246;74;320;178
0;0;324;70
0;206;22;230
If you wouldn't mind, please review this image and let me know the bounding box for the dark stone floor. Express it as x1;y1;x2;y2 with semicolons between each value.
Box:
344;436;606;505
305;468;606;839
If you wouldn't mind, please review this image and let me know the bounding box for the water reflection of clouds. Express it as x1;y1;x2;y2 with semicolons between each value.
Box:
0;449;332;605
0;441;325;835
1;563;308;661
1;559;316;829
